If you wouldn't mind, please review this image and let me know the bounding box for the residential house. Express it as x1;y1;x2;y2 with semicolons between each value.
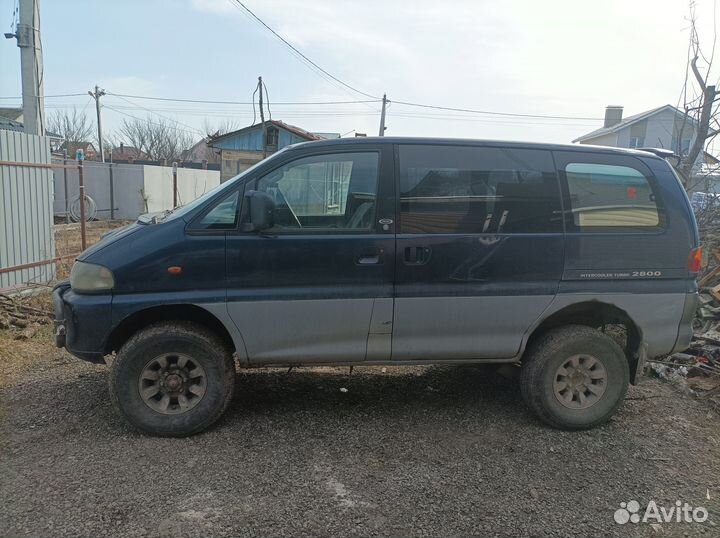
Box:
60;141;98;160
0;107;63;150
181;137;221;167
0;115;26;133
572;104;703;158
573;105;720;191
109;143;148;162
0;107;23;124
208;120;326;181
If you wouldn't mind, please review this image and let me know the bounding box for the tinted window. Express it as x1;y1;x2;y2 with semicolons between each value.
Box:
399;145;562;233
251;152;379;231
565;162;662;229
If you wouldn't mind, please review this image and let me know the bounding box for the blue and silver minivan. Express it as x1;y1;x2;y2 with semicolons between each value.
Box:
53;138;700;436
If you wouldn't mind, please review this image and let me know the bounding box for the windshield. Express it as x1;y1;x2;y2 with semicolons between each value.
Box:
158;150;287;222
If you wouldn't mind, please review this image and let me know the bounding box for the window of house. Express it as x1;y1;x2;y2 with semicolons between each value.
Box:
266;127;279;148
672;137;692;155
249;152;379;231
399;145;562;234
628;136;644;148
564;162;662;229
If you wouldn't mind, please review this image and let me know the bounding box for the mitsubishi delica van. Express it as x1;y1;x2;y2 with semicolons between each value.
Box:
53;138;700;436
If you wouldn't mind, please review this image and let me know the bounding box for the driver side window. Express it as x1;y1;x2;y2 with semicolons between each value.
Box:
250;152;379;231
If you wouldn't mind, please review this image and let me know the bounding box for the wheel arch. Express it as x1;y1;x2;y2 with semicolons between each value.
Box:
522;300;644;383
105;304;239;358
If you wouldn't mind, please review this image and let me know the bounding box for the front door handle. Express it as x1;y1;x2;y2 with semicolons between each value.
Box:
356;249;384;266
357;255;381;265
404;246;431;265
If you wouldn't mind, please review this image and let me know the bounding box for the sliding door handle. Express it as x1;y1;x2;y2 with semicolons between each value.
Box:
404;246;431;265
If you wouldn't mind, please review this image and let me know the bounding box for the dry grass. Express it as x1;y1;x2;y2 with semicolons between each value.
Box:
0;321;59;388
0;220;130;387
54;220;132;279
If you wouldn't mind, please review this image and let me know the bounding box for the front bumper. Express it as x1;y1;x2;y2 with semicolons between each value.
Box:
52;283;69;348
52;282;112;364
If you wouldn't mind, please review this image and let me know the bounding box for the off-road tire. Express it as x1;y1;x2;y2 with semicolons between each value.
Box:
520;325;629;430
109;322;235;437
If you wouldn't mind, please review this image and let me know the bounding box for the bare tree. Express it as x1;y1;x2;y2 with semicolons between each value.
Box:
118;116;192;162
677;2;720;183
202;118;242;139
47;108;93;145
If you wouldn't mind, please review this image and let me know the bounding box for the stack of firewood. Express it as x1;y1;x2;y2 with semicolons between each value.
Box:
0;293;52;332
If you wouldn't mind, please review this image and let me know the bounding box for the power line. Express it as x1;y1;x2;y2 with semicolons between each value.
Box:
45;102;602;126
105;92;380;106
222;1;604;123
391;100;604;121
0;92;86;99
386;112;599;127
262;79;272;120
3;89;604;122
251;85;258;125
9;0;18;32
103;105;203;136
107;93;204;135
103;91;602;121
227;0;381;100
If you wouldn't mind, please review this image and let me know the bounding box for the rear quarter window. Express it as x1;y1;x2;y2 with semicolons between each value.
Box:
399;145;563;234
564;161;664;231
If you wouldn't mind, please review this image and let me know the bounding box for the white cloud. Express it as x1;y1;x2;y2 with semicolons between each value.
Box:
122;0;720;142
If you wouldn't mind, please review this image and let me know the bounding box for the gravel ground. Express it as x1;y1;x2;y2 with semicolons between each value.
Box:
1;339;720;538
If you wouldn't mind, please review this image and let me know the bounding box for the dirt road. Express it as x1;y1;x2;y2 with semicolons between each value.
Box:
1;334;719;537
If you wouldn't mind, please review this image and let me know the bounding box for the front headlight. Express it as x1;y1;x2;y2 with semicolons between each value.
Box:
70;261;115;292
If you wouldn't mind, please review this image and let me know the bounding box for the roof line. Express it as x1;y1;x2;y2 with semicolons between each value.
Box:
208;120;320;144
572;104;695;143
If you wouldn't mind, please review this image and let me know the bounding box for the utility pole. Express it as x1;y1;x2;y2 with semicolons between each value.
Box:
172;162;178;208
258;76;267;158
76;149;87;250
378;93;387;136
88;85;106;162
15;0;44;135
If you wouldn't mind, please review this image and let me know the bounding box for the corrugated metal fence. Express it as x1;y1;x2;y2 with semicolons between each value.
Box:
0;130;56;289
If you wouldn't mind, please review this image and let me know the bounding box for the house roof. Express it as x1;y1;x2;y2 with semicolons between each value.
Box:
61;141;97;155
209;120;323;145
0;117;24;132
0;115;62;139
0;107;23;122
109;145;147;159
181;137;220;162
572;104;696;143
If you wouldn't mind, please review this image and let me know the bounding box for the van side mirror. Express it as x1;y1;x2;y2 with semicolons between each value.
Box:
243;190;275;231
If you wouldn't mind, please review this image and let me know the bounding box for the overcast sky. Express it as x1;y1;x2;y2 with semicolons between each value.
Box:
1;0;718;145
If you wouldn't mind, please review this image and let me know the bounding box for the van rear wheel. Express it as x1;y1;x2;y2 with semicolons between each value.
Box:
109;322;235;437
520;325;629;430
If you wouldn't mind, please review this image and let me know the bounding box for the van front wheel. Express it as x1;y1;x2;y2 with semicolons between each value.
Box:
109;322;235;437
520;325;629;430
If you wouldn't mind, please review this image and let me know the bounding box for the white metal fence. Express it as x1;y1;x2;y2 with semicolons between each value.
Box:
0;130;56;289
53;161;220;220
